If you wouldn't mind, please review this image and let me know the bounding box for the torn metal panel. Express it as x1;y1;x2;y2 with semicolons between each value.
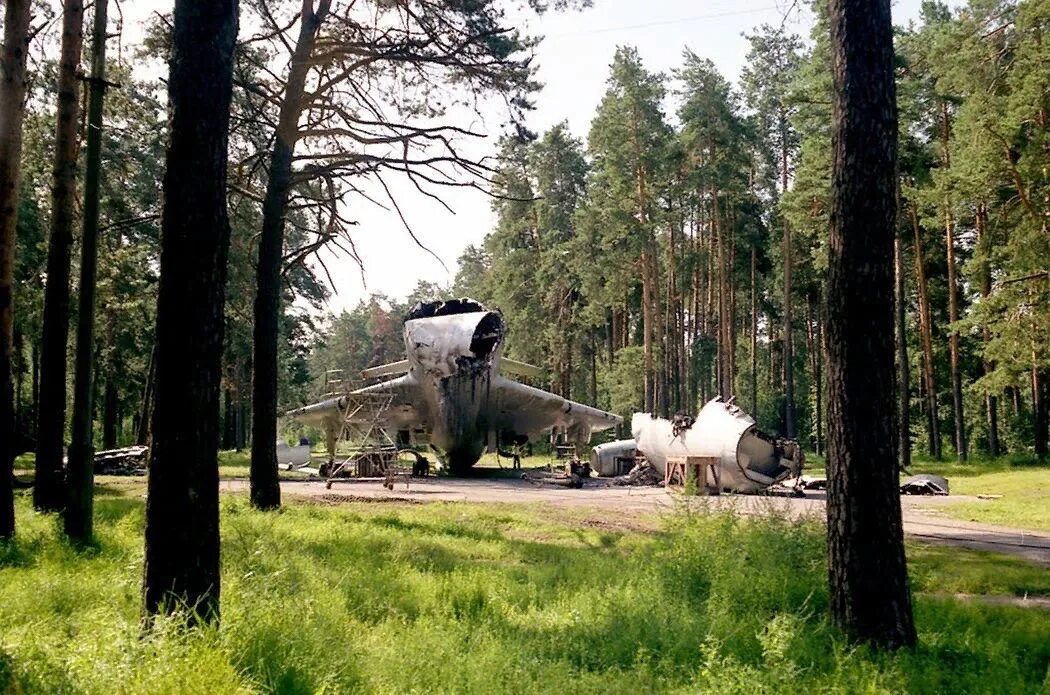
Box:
631;399;803;494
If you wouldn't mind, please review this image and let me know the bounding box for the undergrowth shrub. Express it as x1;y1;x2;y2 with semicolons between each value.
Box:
0;492;1047;693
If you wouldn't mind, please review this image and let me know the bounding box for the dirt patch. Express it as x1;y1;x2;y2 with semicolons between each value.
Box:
294;493;425;506
575;515;662;535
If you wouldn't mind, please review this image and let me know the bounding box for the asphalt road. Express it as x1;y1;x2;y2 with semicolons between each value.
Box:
220;475;1050;567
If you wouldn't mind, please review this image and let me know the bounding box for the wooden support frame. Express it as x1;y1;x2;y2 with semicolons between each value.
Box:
665;455;721;495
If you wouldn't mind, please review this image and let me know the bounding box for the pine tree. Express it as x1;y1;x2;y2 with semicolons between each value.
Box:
825;0;915;649
143;0;239;625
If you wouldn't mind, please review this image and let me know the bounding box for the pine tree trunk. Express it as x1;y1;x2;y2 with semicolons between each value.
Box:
1034;367;1048;460
222;387;235;450
781;120;796;438
944;206;966;461
590;331;597;406
641;251;654;412
0;0;32;540
814;292;824;456
12;327;22;433
136;343;156;446
805;294;818;453
895;220;910;472
782;227;795;437
30;338;38;432
750;244;758;418
65;0;109;543
251;1;329;510
940;103;966;462
143;0;238;626
35;0;84;513
975;203;998;456
911;204;941;459
826;0;916;650
102;377;117;449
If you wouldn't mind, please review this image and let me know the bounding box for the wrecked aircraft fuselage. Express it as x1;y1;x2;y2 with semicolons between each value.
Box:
288;298;622;474
631;399;803;493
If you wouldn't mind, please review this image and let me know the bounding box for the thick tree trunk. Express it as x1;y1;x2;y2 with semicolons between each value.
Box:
65;0;109;543
0;0;32;540
251;0;329;510
35;0;84;513
826;0;916;650
143;0;238;625
911;204;941;459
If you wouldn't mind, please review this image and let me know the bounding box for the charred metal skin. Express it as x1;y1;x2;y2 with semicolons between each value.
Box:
287;298;622;474
631;399;803;493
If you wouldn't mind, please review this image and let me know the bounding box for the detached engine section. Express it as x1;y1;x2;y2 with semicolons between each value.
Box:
631;399;804;494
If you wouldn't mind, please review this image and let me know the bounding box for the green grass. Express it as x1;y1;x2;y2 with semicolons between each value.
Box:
1;488;1048;694
806;453;1050;532
906;458;1050;532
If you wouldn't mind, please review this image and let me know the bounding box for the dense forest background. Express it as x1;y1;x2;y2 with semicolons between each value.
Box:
9;0;1049;460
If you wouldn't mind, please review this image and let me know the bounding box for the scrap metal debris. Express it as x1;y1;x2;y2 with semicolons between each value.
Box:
612;460;662;486
900;474;950;496
93;446;148;475
522;459;592;489
778;473;952;496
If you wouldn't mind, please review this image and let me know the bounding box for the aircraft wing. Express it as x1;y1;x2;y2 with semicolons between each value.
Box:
351;374;425;430
491;376;622;440
286;374;425;431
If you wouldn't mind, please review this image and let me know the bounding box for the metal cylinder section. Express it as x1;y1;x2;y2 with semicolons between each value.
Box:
632;399;802;493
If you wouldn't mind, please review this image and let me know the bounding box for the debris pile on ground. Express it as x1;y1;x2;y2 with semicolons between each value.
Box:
777;474;826;491
521;459;592;489
612;460;661;487
93;446;148;475
900;474;950;496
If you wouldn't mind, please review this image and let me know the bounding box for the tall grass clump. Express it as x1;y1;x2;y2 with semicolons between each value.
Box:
1;488;1048;693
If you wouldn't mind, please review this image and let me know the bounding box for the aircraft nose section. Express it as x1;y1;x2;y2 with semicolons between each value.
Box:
469;311;504;359
404;309;504;379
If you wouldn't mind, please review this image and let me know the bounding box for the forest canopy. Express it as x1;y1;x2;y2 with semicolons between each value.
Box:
6;0;1048;465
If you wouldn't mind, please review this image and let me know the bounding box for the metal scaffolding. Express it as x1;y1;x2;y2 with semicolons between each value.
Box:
321;390;399;484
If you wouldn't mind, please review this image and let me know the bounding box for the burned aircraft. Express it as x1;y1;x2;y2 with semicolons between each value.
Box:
629;398;804;493
287;298;622;473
